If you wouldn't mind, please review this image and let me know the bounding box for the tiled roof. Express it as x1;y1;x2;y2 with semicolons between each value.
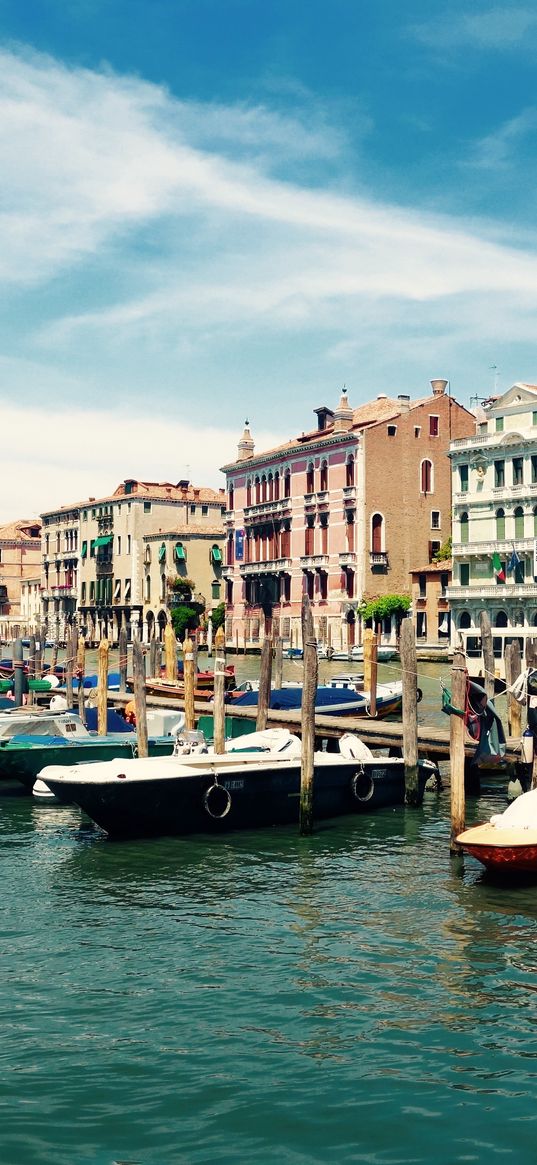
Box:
410;559;452;574
0;519;42;543
41;481;225;517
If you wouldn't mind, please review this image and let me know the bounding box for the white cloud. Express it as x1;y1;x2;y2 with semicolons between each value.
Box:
0;403;284;524
412;6;537;51
463;108;537;170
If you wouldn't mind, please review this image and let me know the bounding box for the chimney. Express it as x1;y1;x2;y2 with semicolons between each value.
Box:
397;394;411;412
237;419;255;461
430;379;448;396
333;388;353;432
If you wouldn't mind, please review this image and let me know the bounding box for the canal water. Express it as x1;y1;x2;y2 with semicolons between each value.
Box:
1;651;533;1164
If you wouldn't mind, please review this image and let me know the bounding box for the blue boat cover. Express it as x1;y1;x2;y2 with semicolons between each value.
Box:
233;686;364;712
85;707;134;733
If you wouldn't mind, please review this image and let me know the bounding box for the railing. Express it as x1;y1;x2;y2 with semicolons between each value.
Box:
342;486;356;503
243;498;292;519
370;551;388;567
240;558;293;576
446;583;537;600
339;551;357;566
453;538;534;556
50;586;77;600
299;554;329;570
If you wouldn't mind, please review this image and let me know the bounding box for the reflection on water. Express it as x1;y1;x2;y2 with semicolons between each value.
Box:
3;780;537;1163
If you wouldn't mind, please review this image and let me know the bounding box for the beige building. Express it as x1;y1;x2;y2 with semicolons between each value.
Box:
41;479;226;643
0;519;42;639
20;576;43;634
409;560;451;645
143;525;225;640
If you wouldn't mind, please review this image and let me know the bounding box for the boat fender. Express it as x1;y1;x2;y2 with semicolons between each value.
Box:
351;767;375;803
416;688;423;704
203;781;232;819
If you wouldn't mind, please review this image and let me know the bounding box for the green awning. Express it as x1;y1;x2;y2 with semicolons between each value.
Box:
159;544;166;562
94;535;113;548
211;546;222;563
81;541;87;558
175;543;186;560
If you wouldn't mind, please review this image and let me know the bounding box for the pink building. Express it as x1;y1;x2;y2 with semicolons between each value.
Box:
221;384;474;649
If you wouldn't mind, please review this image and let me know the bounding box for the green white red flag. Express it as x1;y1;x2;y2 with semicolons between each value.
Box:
492;551;505;582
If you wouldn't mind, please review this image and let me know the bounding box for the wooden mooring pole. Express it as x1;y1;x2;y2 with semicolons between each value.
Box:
299;596;318;836
505;640;522;740
273;636;283;690
13;637;24;707
97;638;109;736
118;626;128;693
132;637;148;758
65;629;74;711
479;610;495;700
164;622;177;682
77;634;86;727
400;619;419;805
27;634;36;706
256;636;273;731
450;648;467;854
183;635;195;732
213;625;226;754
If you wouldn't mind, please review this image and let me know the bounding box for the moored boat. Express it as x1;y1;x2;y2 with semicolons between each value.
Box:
38;728;438;839
231;681;403;719
457;789;537;873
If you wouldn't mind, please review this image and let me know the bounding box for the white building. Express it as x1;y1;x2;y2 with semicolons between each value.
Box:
448;382;537;677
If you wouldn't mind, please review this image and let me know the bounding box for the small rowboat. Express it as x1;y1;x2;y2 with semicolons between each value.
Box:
457;789;537;873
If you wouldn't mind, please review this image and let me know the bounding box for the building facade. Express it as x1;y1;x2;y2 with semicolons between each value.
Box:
409;560;451;644
41;480;226;643
221;382;474;648
0;519;42;639
448;382;537;672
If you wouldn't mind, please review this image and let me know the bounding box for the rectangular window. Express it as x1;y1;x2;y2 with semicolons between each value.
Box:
533;411;537;426
496;416;504;432
319;572;328;600
418;573;426;598
143;502;151;513
81;581;86;602
494;459;505;488
532;456;537;484
190;504;196;514
117;536;121;556
429;541;441;562
431;511;440;530
459;464;468;492
211;582;221;600
124;578;131;601
429;415;439;437
440;572;448;596
89;581;95;602
414;426;421;438
127;535;131;555
459;563;469;586
513;457;524;485
305;523;314;556
202;505;208;516
387;425;397;437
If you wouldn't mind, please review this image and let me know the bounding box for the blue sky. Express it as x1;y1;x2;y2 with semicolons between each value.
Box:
2;1;537;519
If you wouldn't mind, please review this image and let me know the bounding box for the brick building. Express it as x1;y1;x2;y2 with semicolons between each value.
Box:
221;381;474;649
0;519;42;639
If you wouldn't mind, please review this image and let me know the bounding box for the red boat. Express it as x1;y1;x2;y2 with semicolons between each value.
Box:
457;789;537;873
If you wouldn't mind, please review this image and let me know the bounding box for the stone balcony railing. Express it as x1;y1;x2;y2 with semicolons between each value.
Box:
370;551;388;567
240;558;293;576
342;485;356;503
452;538;534;556
446;583;537;601
243;498;292;520
299;554;329;571
49;586;77;600
339;551;357;566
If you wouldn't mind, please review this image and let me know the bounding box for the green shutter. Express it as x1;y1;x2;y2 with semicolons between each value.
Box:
94;535;113;547
211;546;222;563
159;544;166;562
175;543;186;561
81;541;87;558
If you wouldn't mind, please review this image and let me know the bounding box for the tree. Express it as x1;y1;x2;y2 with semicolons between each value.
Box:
360;593;411;631
170;604;201;642
210;602;225;633
432;536;452;562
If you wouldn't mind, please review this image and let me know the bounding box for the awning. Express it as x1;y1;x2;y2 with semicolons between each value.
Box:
211;546;222;563
175;543;186;560
159;544;166;562
94;535;113;548
81;541;87;558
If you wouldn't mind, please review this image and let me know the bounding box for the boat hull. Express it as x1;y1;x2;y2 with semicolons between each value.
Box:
0;737;175;792
457;823;537;873
43;755;435;839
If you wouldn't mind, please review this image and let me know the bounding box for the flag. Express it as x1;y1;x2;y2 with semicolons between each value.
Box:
492;551;506;582
507;548;521;575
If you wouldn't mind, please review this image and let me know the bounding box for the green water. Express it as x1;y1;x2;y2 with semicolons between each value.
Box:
2;784;537;1165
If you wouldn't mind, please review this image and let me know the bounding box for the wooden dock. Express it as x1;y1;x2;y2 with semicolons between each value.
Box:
104;689;521;764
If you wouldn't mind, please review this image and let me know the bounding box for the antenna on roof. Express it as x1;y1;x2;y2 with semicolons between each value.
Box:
489;364;499;394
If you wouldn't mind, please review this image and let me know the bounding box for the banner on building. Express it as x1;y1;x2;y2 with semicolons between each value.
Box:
235;528;245;561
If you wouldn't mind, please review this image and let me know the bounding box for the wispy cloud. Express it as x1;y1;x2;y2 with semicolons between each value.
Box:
463;107;537;170
412;6;537;51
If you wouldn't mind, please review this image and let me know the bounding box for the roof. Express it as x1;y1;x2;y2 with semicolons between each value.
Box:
410;560;452;575
41;481;225;518
0;519;42;543
143;525;225;539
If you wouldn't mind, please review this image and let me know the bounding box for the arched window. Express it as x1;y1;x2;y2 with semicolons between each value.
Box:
145;575;151;602
274;471;280;501
371;513;384;553
514;505;525;539
420;459;433;494
320;460;328;491
228;482;234;510
346;456;355;487
460;512;469;544
459;611;471;629
284;469;291;499
495;611;508;627
496;508;505;540
144;546;151;565
268;473;274;501
255;476;260;504
161;573;166;601
246;478;252;507
261;475;267;502
306;462;315;494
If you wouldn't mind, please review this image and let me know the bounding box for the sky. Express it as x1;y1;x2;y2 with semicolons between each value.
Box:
2;0;537;521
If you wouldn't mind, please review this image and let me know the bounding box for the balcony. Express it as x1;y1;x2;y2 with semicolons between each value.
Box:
316;490;329;504
453;538;534;557
96;559;113;576
243;498;292;520
339;551;357;567
370;551;388;568
299;554;329;571
446;583;537;602
51;586;77;600
241;558;293;576
342;485;356;504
